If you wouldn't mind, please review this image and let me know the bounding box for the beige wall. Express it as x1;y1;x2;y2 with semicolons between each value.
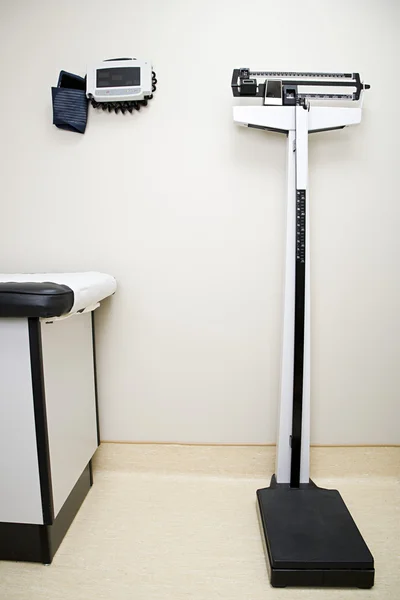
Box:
0;0;399;444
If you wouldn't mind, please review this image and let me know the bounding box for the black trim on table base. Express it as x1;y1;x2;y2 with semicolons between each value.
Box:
257;476;374;588
0;462;92;564
28;317;54;524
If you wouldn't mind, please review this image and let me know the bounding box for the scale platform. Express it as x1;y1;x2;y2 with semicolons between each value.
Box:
257;476;374;588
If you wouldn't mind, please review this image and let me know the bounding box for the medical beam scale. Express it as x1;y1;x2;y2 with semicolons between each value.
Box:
231;68;374;588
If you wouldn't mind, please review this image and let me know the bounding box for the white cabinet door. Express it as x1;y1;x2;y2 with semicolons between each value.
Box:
41;312;98;517
0;318;43;524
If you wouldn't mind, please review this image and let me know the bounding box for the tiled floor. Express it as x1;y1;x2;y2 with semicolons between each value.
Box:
0;444;399;599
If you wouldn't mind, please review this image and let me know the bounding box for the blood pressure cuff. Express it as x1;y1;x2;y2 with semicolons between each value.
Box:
52;71;88;134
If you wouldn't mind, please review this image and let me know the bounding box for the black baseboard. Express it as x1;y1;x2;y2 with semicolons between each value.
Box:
257;475;375;588
0;462;92;564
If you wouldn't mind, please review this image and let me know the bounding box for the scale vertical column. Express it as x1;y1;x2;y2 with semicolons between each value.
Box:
275;129;296;484
290;102;310;487
300;121;311;486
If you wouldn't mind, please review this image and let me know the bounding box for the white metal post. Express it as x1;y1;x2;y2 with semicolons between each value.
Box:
275;105;310;484
275;130;295;483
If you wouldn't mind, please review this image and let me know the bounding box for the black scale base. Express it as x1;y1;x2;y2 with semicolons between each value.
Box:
257;475;374;588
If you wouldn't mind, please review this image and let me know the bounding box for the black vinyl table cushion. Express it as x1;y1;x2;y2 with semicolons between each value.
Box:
0;282;74;318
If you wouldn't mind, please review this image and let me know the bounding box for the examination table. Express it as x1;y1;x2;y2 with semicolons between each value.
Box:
0;272;116;563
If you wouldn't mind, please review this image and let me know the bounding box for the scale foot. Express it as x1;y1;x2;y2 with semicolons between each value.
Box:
257;475;374;588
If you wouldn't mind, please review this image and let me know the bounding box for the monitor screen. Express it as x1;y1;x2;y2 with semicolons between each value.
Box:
96;67;141;88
